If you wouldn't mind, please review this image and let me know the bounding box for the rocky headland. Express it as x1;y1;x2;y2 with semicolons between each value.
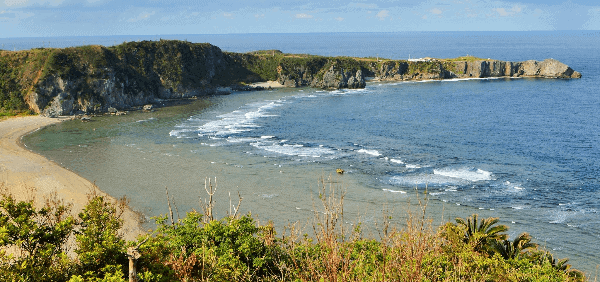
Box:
0;40;581;116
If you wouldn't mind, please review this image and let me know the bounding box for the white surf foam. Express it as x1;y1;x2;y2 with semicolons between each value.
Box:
389;174;470;187
405;164;421;169
251;142;335;158
357;149;381;156
383;188;407;194
170;99;284;139
433;167;493;182
390;158;404;164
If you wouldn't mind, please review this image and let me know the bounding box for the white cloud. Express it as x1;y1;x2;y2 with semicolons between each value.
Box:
494;8;508;16
583;7;600;29
4;0;28;6
295;13;313;19
335;16;344;21
493;5;523;17
431;8;442;15
223;12;233;18
127;11;155;22
255;13;264;19
376;9;389;20
4;0;64;7
348;3;378;9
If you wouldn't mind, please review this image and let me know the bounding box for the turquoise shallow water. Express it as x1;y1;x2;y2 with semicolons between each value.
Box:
18;31;600;274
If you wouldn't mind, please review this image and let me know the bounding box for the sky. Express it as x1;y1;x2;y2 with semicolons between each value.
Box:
0;0;599;37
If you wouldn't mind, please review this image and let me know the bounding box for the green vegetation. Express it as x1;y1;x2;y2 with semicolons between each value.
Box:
0;49;51;114
443;56;489;62
0;39;505;115
407;61;443;76
231;51;371;84
0;178;587;282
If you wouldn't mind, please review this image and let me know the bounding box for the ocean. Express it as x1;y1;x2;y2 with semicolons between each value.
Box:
15;31;600;274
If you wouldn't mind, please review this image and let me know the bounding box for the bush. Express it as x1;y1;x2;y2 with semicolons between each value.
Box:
0;180;587;281
143;212;282;281
0;192;75;281
75;193;128;280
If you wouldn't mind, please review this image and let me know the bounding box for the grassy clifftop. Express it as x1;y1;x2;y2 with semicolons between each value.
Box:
0;40;581;116
0;40;254;115
0;40;373;115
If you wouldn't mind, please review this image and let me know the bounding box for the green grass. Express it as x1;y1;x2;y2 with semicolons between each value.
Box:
444;55;490;62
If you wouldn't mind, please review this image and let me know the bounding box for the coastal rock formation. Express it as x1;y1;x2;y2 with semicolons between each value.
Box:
0;40;581;116
17;41;259;116
374;58;581;81
271;58;365;89
312;65;365;89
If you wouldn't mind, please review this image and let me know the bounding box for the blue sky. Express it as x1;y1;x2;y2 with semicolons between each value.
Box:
1;0;599;37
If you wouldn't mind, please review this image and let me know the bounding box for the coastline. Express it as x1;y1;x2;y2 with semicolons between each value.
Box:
0;115;144;241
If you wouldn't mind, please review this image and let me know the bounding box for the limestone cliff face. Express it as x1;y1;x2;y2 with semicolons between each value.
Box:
27;41;248;116
375;58;581;81
274;58;365;89
1;40;580;116
312;66;365;89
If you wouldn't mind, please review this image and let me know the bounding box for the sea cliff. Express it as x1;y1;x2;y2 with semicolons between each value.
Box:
0;40;581;116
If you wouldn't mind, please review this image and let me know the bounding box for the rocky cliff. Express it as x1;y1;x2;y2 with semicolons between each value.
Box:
0;41;580;116
374;57;581;81
29;41;257;116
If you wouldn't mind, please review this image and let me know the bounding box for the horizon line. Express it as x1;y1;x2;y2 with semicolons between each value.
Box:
2;30;600;40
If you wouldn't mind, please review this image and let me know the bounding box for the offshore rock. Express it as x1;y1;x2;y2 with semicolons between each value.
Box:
537;59;581;78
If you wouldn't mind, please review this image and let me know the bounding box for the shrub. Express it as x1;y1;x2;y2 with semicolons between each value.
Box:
75;193;128;280
0;192;75;281
146;211;282;281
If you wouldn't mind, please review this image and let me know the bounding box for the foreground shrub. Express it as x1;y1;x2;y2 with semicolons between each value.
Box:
75;193;128;279
0;180;588;281
0;193;75;281
138;212;283;281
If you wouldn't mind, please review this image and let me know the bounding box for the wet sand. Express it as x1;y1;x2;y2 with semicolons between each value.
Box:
0;116;144;241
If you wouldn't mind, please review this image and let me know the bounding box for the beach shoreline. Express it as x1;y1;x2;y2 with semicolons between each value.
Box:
0;115;144;241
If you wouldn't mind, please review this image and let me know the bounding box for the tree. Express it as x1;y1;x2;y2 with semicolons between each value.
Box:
75;193;128;279
0;193;75;281
490;232;537;260
453;214;508;252
538;252;585;281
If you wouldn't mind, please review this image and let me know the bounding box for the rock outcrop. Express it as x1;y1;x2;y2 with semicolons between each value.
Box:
28;41;252;116
0;41;581;116
374;58;581;81
312;66;365;89
270;57;365;89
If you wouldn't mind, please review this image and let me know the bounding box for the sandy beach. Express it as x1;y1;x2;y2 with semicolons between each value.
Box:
250;80;285;88
0;116;144;241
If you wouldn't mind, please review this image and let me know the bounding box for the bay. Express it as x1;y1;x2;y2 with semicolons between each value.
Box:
19;31;600;275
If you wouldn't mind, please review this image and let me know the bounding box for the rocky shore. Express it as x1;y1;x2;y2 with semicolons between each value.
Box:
0;40;581;117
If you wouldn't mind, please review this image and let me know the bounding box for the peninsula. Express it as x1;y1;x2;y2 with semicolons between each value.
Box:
0;40;581;117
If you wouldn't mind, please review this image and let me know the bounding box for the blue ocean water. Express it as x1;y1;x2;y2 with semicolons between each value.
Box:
15;31;600;274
